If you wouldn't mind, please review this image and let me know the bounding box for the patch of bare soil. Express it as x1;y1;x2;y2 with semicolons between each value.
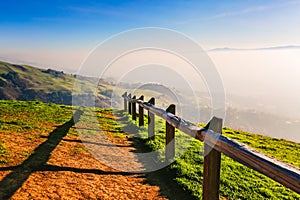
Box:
0;110;167;199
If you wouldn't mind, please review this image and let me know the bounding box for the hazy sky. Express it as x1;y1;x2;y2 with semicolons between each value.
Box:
1;0;300;118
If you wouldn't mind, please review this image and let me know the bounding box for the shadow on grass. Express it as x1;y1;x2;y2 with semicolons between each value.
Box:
114;110;197;200
130;137;197;200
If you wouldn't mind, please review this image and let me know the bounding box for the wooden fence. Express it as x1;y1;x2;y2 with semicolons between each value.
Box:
122;92;300;200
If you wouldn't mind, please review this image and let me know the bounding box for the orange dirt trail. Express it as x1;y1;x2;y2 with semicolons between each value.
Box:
0;111;167;200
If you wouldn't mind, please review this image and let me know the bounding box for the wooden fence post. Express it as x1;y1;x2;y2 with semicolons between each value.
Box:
128;93;132;115
123;92;127;111
148;97;155;140
132;96;136;120
139;95;144;126
202;117;223;200
166;104;175;162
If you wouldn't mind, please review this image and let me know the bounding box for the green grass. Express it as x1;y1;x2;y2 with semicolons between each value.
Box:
0;141;8;163
223;127;300;167
121;110;300;200
0;100;72;130
0;100;74;162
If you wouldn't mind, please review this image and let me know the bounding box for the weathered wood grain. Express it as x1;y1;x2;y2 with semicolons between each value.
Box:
202;117;223;200
165;104;175;162
138;95;144;126
147;98;155;140
132;96;136;121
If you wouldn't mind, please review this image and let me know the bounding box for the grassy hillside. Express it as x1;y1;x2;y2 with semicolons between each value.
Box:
0;61;113;107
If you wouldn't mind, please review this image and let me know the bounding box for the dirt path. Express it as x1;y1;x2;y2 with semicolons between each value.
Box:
0;110;168;199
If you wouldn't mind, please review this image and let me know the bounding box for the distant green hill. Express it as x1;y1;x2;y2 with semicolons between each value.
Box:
0;61;113;107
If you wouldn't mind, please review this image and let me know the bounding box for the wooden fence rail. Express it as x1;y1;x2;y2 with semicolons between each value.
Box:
122;92;300;199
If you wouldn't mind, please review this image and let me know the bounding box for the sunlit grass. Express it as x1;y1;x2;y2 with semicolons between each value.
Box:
0;100;73;162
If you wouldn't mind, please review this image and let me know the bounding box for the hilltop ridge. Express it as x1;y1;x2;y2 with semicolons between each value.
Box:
0;61;112;107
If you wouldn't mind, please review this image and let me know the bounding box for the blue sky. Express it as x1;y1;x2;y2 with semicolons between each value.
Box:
0;0;300;76
1;0;300;52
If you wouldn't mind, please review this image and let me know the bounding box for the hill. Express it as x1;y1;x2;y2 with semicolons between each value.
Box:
0;61;112;107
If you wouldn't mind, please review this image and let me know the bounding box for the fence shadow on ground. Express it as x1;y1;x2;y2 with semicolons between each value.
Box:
114;110;197;200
